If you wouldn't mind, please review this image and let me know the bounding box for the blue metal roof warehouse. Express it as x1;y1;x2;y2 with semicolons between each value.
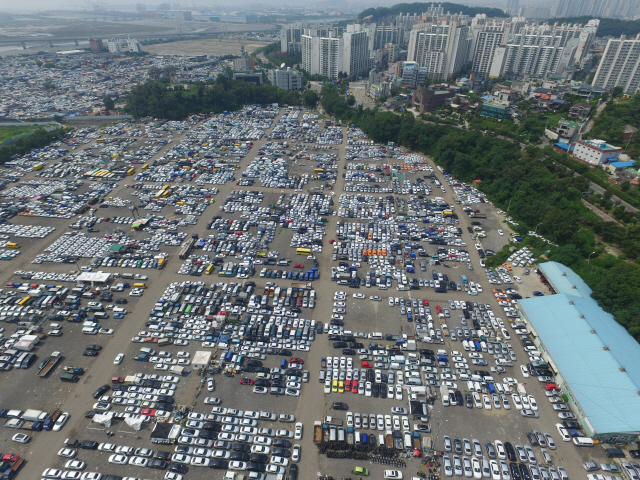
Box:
518;262;640;442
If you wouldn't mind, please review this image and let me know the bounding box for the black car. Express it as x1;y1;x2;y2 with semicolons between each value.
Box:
272;447;290;457
199;430;217;440
250;454;269;464
273;439;291;448
286;369;302;377
168;463;188;474
372;384;379;398
154;451;171;460
289;464;298;480
278;349;292;357
630;450;640;458
255;379;271;387
505;442;516;462
367;369;375;383
86;344;102;351
115;298;128;304
233;443;251;452
510;463;521;480
209;459;228;469
526;432;539;447
341;349;356;355
332;402;348;410
148;459;167;469
247;461;266;472
230;452;250;462
380;383;387;399
157;402;173;411
83;350;99;357
92;384;110;398
328;334;341;341
81;440;98;450
455;390;464;406
332;342;347;349
520;463;531;480
84;410;99;419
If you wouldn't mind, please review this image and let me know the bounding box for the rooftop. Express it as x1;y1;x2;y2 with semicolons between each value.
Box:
519;262;640;435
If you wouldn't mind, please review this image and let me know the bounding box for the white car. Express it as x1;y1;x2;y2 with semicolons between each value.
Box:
292;444;301;462
498;230;504;236
384;470;404;479
294;422;303;440
53;412;69;431
204;397;220;405
353;293;365;299
11;433;30;443
114;354;124;365
58;448;77;458
108;454;128;465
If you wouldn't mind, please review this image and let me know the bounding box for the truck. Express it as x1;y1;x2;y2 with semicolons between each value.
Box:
517;383;527;396
21;409;48;422
469;213;487;219
346;426;354;445
385;432;393;448
3;418;43;431
63;366;84;375
43;410;61;431
323;416;343;426
0;456;25;480
313;421;323;444
393;430;403;450
321;357;327;368
37;352;62;377
412;431;422;450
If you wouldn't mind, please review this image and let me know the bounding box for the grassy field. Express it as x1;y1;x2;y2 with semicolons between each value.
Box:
0;126;36;144
144;38;271;56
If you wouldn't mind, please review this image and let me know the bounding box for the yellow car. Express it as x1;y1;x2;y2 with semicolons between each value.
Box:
332;380;338;393
338;381;345;394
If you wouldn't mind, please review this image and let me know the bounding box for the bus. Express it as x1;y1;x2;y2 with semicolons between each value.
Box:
205;264;215;275
141;164;149;171
18;296;31;306
161;188;172;198
296;248;311;255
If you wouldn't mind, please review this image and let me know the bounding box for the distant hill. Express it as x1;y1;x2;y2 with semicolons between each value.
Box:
358;2;508;23
552;16;640;37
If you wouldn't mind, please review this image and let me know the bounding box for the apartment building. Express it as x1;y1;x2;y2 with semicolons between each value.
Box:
592;34;640;94
268;68;304;90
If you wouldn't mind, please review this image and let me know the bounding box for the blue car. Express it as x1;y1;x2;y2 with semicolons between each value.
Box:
113;313;125;319
532;291;544;296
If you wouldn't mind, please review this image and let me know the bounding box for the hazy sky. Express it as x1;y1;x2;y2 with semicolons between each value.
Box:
1;0;555;13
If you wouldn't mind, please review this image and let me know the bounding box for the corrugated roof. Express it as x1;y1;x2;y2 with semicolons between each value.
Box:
519;262;640;434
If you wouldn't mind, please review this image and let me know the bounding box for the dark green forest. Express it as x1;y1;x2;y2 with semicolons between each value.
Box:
556;16;640;37
0;126;67;164
123;78;318;120
359;2;508;22
320;83;640;340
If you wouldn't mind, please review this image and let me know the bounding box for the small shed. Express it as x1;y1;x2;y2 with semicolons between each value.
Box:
109;244;127;254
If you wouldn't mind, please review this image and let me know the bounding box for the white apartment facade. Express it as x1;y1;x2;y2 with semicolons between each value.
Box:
592;34;640;94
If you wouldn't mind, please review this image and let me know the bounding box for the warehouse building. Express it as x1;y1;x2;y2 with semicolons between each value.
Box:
518;261;640;443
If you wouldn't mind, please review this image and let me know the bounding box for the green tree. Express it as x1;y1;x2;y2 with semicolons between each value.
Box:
301;90;318;107
103;95;115;113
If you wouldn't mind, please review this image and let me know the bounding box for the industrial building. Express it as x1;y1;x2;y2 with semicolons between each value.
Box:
518;262;640;443
268;68;303;91
573;139;622;165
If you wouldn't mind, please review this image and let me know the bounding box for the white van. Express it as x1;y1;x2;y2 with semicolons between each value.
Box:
113;307;127;314
94;311;108;319
462;340;470;351
467;380;475;392
82;327;98;335
573;437;595;447
369;332;383;340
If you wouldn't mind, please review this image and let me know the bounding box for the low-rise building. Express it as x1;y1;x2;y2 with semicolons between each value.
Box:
412;86;455;113
555;119;582;144
480;100;511;119
568;102;592;120
574;139;623;165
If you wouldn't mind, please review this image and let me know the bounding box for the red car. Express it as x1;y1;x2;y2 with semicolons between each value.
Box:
140;408;157;416
239;378;254;385
544;383;558;390
345;379;351;392
351;380;359;393
435;305;443;314
422;299;429;306
1;454;18;463
293;264;304;269
361;361;372;368
329;239;335;244
289;358;304;365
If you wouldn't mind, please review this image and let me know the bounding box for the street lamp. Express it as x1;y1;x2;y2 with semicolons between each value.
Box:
588;251;596;265
534;223;541;234
506;199;512;215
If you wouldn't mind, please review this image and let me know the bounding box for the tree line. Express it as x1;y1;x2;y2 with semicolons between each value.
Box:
123;77;318;120
0;127;67;165
322;88;640;341
359;1;507;22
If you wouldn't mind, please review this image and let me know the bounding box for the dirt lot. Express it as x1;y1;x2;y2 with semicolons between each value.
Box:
144;38;272;56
